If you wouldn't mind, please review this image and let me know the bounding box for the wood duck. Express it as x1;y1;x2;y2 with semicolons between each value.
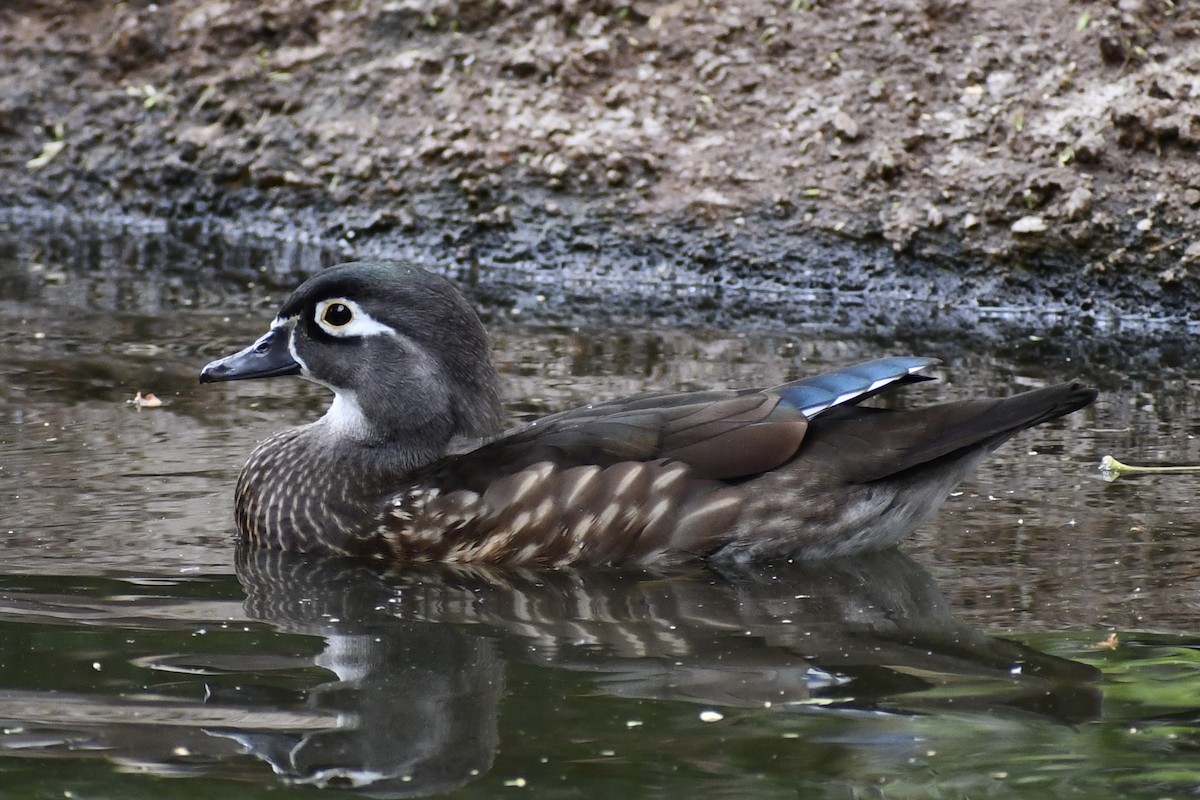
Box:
201;260;1097;566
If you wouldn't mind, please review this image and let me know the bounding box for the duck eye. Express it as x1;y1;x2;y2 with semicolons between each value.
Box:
322;302;353;327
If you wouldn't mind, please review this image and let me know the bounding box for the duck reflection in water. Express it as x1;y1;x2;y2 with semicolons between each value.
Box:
221;547;1100;796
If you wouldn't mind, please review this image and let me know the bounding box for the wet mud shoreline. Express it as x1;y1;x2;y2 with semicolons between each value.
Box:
1;0;1198;336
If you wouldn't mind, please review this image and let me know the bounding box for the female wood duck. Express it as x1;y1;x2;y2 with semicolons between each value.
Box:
201;260;1096;566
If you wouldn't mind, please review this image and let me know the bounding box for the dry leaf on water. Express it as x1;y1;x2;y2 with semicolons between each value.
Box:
130;391;163;409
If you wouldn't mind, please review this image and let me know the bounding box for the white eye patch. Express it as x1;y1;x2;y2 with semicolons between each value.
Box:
313;297;396;338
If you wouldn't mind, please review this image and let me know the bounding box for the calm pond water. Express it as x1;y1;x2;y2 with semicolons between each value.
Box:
2;210;1200;798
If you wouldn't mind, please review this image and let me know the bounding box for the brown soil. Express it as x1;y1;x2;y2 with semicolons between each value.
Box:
1;0;1198;322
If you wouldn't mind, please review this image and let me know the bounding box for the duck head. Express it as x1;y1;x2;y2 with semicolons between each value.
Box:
201;261;504;452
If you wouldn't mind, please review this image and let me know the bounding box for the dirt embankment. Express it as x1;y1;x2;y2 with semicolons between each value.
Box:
1;0;1198;324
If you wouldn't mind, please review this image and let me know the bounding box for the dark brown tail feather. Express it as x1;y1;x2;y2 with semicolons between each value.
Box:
933;382;1097;455
809;382;1097;485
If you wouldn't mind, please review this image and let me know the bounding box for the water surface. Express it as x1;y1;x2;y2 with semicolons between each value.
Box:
2;211;1200;797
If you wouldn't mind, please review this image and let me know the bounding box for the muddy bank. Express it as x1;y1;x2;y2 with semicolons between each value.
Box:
1;0;1198;329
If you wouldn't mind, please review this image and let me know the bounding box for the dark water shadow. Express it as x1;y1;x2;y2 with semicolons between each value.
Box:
221;547;1100;795
3;206;1200;372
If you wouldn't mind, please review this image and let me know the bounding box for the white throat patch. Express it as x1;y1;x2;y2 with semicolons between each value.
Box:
320;390;374;440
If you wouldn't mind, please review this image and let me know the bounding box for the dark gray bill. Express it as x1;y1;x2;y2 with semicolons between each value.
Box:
200;327;301;383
